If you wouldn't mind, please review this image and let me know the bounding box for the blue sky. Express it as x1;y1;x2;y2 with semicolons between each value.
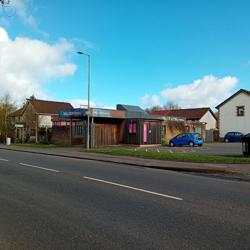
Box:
0;0;250;109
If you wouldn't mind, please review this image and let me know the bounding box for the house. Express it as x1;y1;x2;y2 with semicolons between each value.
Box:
160;118;207;144
9;99;73;143
216;89;250;138
151;108;218;142
52;104;163;147
151;108;217;130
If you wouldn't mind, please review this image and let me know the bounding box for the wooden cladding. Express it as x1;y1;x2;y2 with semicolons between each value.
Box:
93;124;119;146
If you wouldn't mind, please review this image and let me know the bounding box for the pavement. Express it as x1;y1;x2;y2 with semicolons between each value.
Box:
0;144;250;178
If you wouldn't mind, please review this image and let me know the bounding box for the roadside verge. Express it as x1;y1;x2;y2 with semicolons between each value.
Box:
0;145;249;179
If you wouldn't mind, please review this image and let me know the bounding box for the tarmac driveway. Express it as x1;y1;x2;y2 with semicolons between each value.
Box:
143;143;243;156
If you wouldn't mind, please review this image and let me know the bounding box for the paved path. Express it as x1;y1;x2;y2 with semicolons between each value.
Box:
0;149;249;249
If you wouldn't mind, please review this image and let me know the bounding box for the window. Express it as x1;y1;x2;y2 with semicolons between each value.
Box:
129;122;137;134
75;121;84;136
237;106;245;116
176;133;186;138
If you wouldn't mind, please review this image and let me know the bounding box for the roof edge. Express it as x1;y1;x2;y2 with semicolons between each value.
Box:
216;89;250;109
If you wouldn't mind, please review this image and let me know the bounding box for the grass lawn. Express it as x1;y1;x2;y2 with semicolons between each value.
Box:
92;148;250;164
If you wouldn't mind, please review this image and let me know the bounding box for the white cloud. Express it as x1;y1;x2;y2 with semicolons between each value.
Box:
0;27;8;41
0;0;47;37
12;0;37;29
0;27;77;104
160;75;238;108
140;75;238;109
140;94;161;108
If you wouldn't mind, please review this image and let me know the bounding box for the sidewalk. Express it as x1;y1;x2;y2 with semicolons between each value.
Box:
0;145;250;178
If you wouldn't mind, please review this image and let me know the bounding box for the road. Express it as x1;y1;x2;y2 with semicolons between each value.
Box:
0;149;249;249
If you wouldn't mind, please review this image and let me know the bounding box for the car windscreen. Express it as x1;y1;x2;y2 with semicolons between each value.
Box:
194;133;201;140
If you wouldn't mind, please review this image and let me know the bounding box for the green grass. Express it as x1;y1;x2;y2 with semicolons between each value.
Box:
92;148;250;164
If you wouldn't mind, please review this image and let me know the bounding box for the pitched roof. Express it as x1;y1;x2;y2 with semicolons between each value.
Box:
216;89;250;109
117;104;145;112
28;99;73;114
116;104;162;120
152;108;215;120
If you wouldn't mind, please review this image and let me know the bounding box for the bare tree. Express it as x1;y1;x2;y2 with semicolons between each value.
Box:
163;101;181;110
145;102;181;113
0;94;16;141
145;105;162;113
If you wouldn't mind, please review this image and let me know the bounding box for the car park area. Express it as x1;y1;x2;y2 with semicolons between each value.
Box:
140;143;243;156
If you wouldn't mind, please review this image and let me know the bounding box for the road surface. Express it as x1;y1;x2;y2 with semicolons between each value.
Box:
0;149;249;249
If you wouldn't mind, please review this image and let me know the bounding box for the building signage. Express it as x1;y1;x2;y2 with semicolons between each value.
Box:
15;124;24;128
93;109;111;118
59;108;87;119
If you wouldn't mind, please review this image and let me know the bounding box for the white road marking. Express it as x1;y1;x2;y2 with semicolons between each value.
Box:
182;150;187;153
83;176;183;201
19;163;60;173
168;149;173;153
0;158;9;162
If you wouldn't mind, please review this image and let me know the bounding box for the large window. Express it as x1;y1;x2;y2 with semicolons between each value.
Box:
236;106;245;116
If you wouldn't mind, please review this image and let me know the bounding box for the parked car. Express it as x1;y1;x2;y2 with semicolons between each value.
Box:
224;132;244;142
169;132;203;147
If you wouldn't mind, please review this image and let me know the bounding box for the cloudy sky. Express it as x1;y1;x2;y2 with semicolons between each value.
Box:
0;0;249;109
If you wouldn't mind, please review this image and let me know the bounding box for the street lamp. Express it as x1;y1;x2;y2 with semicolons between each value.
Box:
77;51;91;151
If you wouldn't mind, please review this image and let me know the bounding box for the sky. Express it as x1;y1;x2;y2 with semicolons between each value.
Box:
0;0;250;109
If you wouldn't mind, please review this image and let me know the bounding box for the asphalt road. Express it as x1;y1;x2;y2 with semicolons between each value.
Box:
0;150;249;250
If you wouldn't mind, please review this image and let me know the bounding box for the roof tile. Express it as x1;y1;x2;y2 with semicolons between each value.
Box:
28;99;73;114
152;108;212;120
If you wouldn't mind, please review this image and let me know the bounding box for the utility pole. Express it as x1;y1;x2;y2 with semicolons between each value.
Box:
77;51;91;151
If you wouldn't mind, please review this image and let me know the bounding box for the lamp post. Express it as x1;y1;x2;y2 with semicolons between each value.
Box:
77;51;91;151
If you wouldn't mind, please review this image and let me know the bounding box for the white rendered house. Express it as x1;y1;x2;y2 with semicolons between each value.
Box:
216;89;250;138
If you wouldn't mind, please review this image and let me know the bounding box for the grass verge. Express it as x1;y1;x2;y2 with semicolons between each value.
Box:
92;148;250;164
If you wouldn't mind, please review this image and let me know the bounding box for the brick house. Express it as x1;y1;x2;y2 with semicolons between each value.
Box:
152;108;217;130
151;108;217;142
9;99;73;143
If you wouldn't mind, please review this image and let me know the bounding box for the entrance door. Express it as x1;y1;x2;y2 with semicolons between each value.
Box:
143;123;148;143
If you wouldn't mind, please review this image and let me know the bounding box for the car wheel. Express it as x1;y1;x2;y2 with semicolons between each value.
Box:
169;142;175;147
189;141;194;147
225;139;229;143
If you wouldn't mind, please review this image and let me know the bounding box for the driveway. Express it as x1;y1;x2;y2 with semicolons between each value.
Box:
142;143;243;156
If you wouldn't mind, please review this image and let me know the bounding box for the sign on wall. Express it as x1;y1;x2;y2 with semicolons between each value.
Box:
92;109;111;118
59;108;87;119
